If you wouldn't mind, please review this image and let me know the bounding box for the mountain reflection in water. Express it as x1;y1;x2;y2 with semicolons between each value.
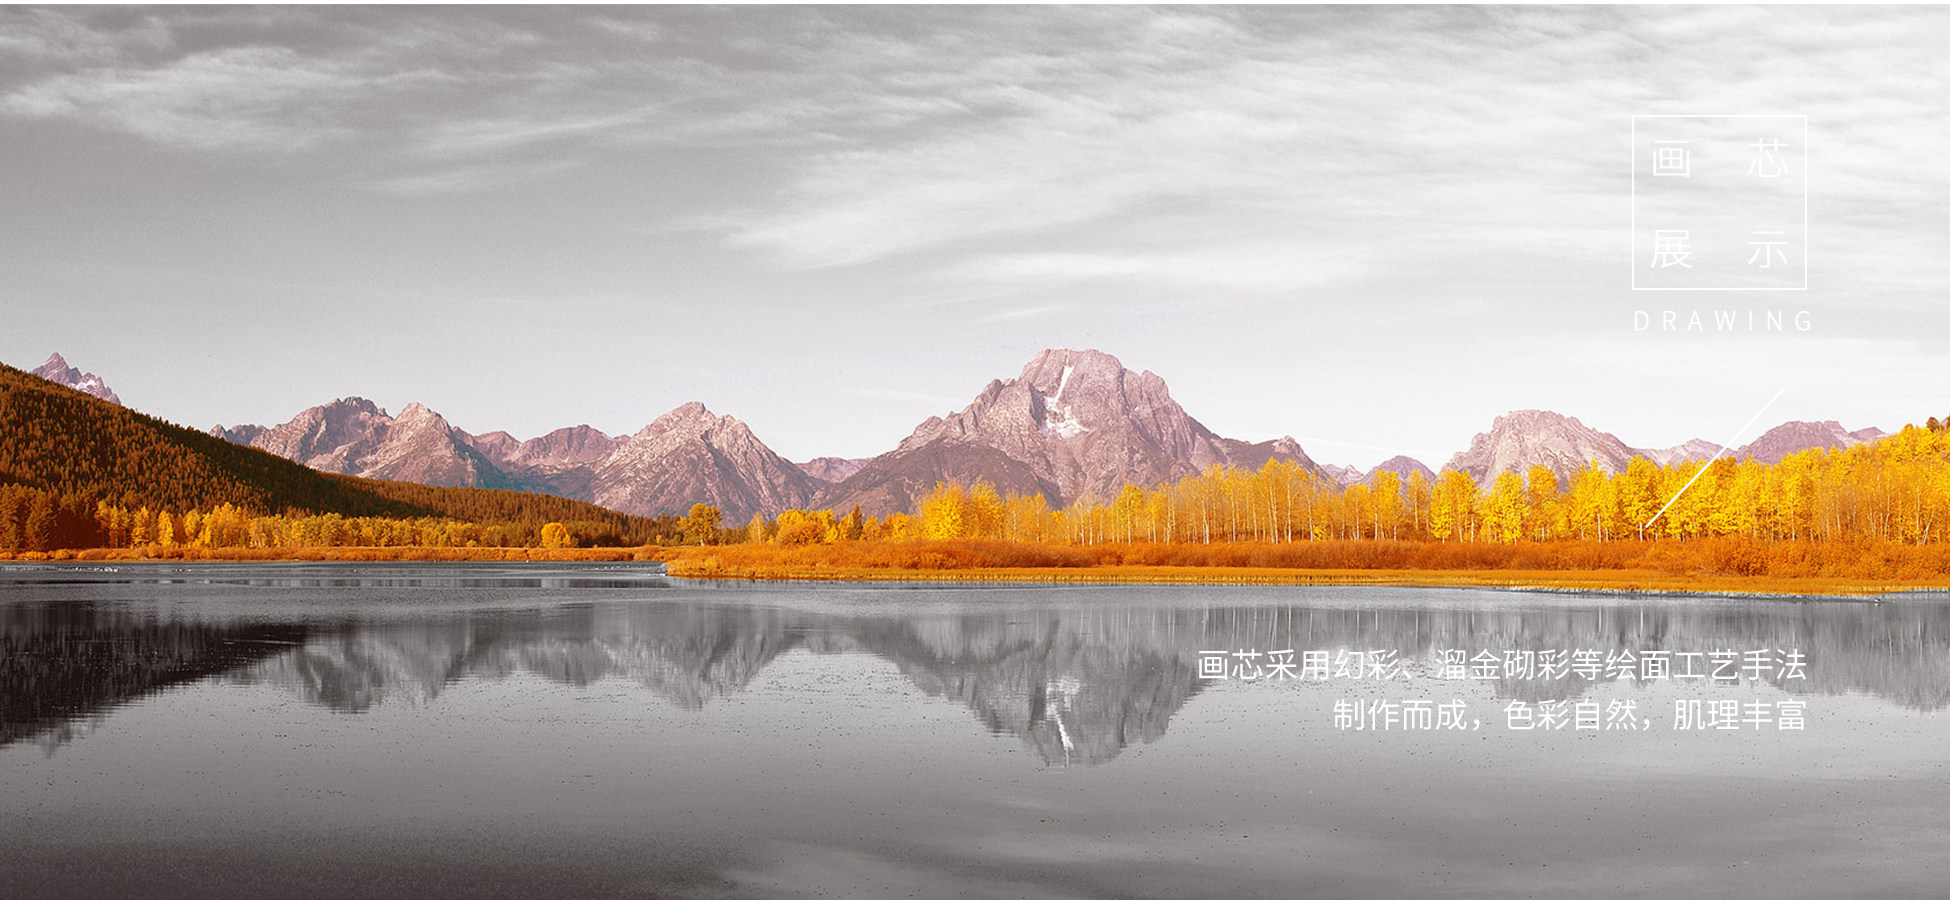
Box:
4;571;1948;766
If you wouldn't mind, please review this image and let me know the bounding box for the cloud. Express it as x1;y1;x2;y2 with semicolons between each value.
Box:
1;41;445;152
958;247;1365;293
674;5;1949;310
409;104;660;159
4;5;1945;305
361;157;582;196
979;305;1063;322
0;7;170;64
690;10;1622;271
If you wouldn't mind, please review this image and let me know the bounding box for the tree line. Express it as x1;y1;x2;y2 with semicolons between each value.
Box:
690;423;1950;550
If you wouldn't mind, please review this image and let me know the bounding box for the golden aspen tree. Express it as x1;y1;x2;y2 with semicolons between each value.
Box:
965;482;1004;539
1145;491;1169;543
1370;470;1404;540
1404;469;1432;540
1112;484;1146;543
1564;463;1609;541
1429;471;1477;541
682;503;723;545
919;483;968;540
1343;483;1372;540
1484;472;1526;543
1616;458;1663;540
1523;465;1558;541
131;506;154;546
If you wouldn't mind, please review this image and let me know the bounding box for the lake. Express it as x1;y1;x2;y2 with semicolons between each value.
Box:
3;562;1946;898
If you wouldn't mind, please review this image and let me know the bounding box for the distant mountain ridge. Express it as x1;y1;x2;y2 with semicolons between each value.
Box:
1445;409;1889;487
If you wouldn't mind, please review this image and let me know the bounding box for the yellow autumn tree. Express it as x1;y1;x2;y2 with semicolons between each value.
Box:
1523;465;1558;541
1429;471;1478;541
1482;472;1526;543
683;503;723;545
1370;470;1405;540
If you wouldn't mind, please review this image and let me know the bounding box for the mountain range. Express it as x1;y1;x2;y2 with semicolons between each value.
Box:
22;349;1893;519
199;348;1323;520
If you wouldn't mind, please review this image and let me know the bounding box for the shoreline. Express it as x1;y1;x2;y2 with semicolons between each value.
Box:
656;563;1932;599
4;551;1944;598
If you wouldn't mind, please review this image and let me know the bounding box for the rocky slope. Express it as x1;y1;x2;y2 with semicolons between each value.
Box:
797;456;870;484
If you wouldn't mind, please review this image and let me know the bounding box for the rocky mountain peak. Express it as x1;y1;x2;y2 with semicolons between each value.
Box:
817;349;1314;515
521;425;616;466
29;352;121;405
251;397;390;467
1446;409;1639;486
1736;420;1880;465
393;402;446;429
639;401;721;440
590;402;816;520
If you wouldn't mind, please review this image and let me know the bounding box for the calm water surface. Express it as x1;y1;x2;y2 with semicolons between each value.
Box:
3;562;1946;898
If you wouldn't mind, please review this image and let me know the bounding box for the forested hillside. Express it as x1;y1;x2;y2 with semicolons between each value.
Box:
0;362;673;550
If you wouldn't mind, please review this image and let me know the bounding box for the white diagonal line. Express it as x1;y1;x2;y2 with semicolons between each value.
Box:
1644;387;1787;530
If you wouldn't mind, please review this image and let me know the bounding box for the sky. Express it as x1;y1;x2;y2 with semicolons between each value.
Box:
3;5;1947;469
